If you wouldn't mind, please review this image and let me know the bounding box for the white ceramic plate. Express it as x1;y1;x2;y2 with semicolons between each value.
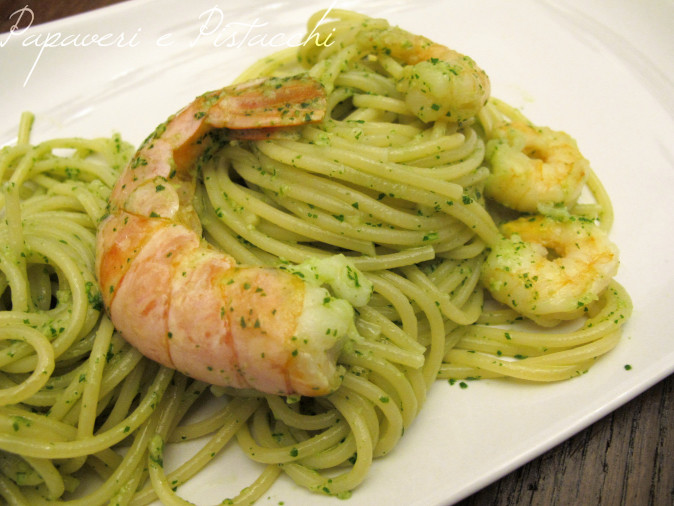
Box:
3;0;673;504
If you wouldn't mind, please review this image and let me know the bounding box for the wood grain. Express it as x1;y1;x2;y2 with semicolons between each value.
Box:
456;376;673;505
0;0;130;30
1;2;672;505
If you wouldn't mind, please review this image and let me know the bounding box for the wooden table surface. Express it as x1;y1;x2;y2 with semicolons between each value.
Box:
1;1;672;505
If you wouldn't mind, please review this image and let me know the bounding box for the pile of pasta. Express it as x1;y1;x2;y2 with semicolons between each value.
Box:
0;9;631;505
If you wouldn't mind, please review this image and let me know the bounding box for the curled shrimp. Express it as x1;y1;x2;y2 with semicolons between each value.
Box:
484;121;589;213
359;23;490;123
481;215;619;327
95;75;373;397
304;11;490;123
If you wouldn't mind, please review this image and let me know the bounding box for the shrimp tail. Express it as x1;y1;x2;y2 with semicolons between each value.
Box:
206;75;327;132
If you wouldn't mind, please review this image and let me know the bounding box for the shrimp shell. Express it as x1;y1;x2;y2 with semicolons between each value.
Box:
95;75;367;396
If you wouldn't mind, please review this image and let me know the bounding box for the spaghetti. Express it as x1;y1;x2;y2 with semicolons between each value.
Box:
0;9;631;505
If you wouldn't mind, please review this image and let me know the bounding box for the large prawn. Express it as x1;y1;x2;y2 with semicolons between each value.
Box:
95;75;370;397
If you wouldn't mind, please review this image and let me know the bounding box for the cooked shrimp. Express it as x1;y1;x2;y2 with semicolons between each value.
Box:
302;11;490;123
354;21;491;123
95;75;373;397
484;121;589;213
481;215;619;327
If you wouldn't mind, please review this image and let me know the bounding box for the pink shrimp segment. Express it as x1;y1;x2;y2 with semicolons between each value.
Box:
95;75;349;396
